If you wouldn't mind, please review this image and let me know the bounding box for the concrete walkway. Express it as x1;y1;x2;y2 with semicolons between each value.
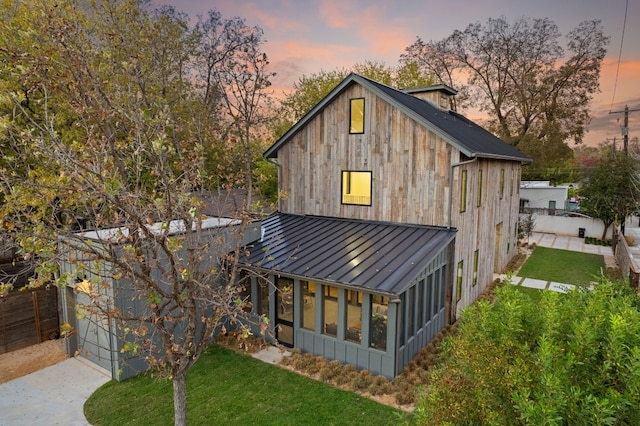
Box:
0;357;111;426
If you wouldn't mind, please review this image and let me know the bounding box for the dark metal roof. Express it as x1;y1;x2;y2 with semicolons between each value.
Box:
241;213;456;295
264;73;531;163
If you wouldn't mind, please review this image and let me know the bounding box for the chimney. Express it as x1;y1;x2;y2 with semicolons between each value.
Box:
404;84;457;111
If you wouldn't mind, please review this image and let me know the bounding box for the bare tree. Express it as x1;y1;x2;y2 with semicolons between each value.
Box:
402;17;608;149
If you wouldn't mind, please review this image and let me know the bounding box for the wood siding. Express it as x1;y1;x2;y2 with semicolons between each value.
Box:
276;83;522;316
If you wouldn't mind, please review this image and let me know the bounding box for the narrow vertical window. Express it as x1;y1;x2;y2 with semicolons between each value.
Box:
499;169;505;199
323;285;338;337
460;169;467;212
473;250;479;286
370;295;388;350
341;171;371;205
302;281;316;331
349;98;365;134
477;169;483;207
456;261;463;302
257;278;270;316
511;169;514;196
346;290;362;343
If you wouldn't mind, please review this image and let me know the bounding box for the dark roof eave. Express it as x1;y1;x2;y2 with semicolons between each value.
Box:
474;152;533;163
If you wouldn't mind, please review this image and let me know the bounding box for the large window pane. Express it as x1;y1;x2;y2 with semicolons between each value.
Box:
342;171;372;205
349;98;364;133
302;281;316;331
370;295;387;351
346;290;362;343
323;285;338;337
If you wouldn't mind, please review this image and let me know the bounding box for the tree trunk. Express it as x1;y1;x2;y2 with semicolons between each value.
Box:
173;370;188;426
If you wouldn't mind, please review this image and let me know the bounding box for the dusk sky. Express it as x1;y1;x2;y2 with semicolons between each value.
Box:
161;0;640;147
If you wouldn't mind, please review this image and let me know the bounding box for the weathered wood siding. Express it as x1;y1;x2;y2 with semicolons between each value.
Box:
449;160;521;315
276;82;522;316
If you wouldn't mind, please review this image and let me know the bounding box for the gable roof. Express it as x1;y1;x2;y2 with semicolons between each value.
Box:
240;213;456;296
265;73;531;163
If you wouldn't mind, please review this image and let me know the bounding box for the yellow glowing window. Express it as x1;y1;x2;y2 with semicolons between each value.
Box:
349;98;365;134
342;171;371;205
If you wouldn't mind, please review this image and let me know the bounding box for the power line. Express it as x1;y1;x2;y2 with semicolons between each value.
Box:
609;0;628;112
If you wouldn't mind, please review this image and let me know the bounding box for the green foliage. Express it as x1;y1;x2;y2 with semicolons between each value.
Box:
253;157;278;202
581;151;640;239
415;281;640;425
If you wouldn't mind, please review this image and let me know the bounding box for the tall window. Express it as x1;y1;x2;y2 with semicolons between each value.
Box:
323;285;338;337
460;169;467;212
477;169;483;207
511;169;515;196
302;281;316;331
499;169;505;199
342;171;371;205
346;290;362;343
456;261;463;302
370;295;388;350
349;98;365;133
257;278;270;316
473;250;479;286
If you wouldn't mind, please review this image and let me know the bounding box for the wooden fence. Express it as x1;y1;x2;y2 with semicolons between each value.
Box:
612;226;640;288
0;263;59;354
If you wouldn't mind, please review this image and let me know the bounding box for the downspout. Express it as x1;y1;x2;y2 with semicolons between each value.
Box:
448;156;478;229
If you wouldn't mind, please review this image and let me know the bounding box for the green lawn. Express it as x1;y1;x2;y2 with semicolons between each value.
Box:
516;246;606;287
84;345;403;426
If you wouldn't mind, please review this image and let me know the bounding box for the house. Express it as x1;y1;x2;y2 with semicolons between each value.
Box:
240;73;530;378
520;181;570;212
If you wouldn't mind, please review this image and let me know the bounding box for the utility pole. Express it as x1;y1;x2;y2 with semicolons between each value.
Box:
610;105;640;154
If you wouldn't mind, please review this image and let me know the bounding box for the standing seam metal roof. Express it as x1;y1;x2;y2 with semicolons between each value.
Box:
241;213;456;295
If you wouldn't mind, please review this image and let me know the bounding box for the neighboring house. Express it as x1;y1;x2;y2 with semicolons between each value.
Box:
520;181;570;212
240;73;530;378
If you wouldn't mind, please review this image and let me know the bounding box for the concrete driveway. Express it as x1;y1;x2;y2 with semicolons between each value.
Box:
0;357;110;426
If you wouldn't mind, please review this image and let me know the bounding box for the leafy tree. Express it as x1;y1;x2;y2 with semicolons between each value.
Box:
416;281;640;425
581;151;640;239
0;1;267;425
402;17;608;171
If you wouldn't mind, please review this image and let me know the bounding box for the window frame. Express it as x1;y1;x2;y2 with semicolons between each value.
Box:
477;169;483;207
349;98;365;134
460;169;467;212
341;170;372;206
499;169;505;200
456;260;463;302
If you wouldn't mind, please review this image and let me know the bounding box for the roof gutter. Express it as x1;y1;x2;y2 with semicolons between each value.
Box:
448;155;478;229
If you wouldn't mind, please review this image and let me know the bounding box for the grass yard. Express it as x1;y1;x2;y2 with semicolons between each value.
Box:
84;345;403;426
516;246;606;287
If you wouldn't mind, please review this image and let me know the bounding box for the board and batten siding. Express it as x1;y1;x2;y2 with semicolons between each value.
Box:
276;82;522;315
